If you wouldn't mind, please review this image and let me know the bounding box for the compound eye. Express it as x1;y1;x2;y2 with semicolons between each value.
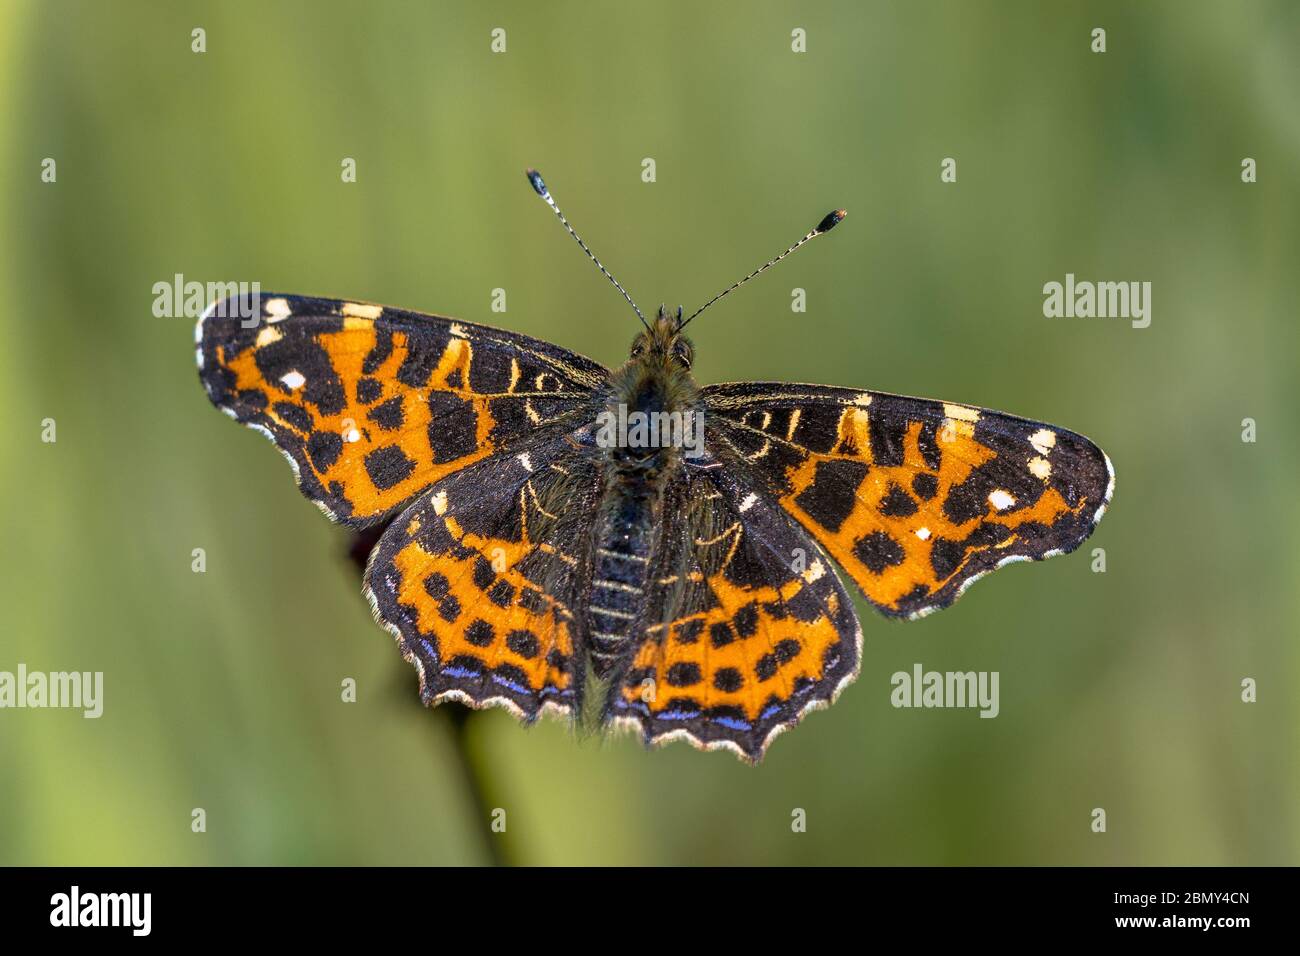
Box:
672;339;693;369
630;338;646;358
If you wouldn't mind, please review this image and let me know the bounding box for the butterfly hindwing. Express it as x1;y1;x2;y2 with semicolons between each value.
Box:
365;433;601;720
702;383;1114;619
605;459;861;762
197;292;608;526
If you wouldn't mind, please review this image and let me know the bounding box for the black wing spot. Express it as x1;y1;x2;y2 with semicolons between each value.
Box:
713;667;744;693
879;483;919;518
438;594;462;623
307;431;343;471
917;420;943;470
709;622;736;648
755;639;801;682
465;619;495;647
666;662;703;687
472;557;495;592
396;341;442;388
367;396;405;431
733;602;759;638
365;445;416;490
362;332;394;375
853;530;905;574
506;629;539;659
423;572;450;600
793;458;869;532
486;579;515;608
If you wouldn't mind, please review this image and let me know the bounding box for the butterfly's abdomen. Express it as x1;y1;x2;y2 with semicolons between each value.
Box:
588;480;658;677
585;360;693;676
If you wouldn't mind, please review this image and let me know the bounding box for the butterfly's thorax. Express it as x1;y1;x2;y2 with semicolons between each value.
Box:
586;324;699;676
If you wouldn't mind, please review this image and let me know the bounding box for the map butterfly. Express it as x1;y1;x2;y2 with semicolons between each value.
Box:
197;170;1114;762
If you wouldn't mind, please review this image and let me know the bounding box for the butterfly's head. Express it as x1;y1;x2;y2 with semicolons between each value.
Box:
629;304;694;370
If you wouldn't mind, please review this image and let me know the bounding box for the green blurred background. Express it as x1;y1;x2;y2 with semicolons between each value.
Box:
1;0;1296;865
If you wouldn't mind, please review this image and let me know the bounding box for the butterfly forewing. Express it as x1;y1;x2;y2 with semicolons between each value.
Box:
702;383;1114;619
197;293;607;526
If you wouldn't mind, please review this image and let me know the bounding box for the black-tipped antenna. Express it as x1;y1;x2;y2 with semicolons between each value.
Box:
526;168;649;330
678;208;847;330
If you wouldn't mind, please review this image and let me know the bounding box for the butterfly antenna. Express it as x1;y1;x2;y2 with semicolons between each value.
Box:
526;168;649;331
678;208;847;330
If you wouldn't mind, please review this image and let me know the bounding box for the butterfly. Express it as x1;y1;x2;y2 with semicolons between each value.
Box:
196;169;1114;762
